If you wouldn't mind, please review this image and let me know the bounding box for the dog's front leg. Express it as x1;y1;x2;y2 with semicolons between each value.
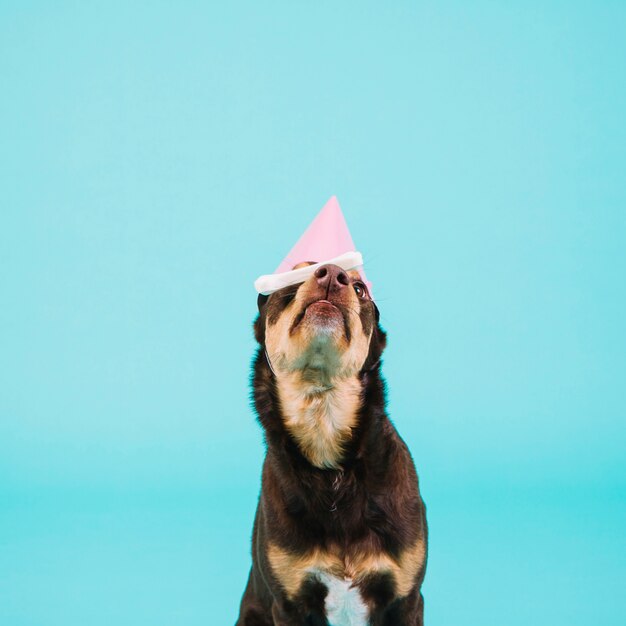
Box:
270;577;328;626
270;601;302;626
235;566;275;626
366;588;424;626
272;600;329;626
408;591;425;626
399;591;424;626
387;590;425;626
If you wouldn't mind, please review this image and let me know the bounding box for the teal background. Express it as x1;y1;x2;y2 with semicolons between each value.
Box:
1;2;625;624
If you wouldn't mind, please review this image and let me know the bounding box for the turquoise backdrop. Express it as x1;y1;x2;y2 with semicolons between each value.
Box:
1;2;624;624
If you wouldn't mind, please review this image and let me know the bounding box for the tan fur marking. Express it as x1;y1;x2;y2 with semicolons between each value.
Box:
347;539;426;596
267;543;343;597
264;272;372;468
277;373;362;468
347;269;362;280
268;539;426;600
395;538;427;596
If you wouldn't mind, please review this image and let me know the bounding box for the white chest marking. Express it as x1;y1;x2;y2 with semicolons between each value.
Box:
313;571;369;626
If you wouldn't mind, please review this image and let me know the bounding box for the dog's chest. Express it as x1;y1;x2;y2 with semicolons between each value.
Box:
313;571;369;626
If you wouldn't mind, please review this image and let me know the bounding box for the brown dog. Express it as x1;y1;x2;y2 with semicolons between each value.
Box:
236;262;427;625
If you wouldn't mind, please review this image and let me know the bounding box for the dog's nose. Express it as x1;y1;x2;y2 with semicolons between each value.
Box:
314;264;350;293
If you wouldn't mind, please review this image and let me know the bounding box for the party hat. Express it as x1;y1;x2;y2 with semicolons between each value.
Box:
254;196;372;297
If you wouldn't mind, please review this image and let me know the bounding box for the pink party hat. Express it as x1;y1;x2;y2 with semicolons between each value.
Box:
254;196;372;297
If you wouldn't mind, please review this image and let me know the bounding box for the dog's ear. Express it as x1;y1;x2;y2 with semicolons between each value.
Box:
375;323;387;353
362;319;387;373
253;294;269;345
253;314;265;345
373;302;381;324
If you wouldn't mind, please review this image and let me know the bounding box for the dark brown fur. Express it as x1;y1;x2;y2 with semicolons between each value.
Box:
236;266;427;625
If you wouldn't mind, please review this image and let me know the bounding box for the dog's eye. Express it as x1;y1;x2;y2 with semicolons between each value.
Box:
353;282;367;299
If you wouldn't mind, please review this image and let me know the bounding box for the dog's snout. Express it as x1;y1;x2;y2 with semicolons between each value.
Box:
314;264;349;292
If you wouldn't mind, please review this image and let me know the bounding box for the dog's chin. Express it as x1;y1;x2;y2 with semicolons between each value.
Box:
282;302;347;376
302;300;344;335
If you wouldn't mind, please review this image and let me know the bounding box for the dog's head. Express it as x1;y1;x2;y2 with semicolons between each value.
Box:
254;263;386;381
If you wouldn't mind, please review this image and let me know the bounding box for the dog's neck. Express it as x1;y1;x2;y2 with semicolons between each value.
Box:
274;368;363;470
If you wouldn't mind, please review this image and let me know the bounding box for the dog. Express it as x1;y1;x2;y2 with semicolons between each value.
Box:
236;262;428;625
